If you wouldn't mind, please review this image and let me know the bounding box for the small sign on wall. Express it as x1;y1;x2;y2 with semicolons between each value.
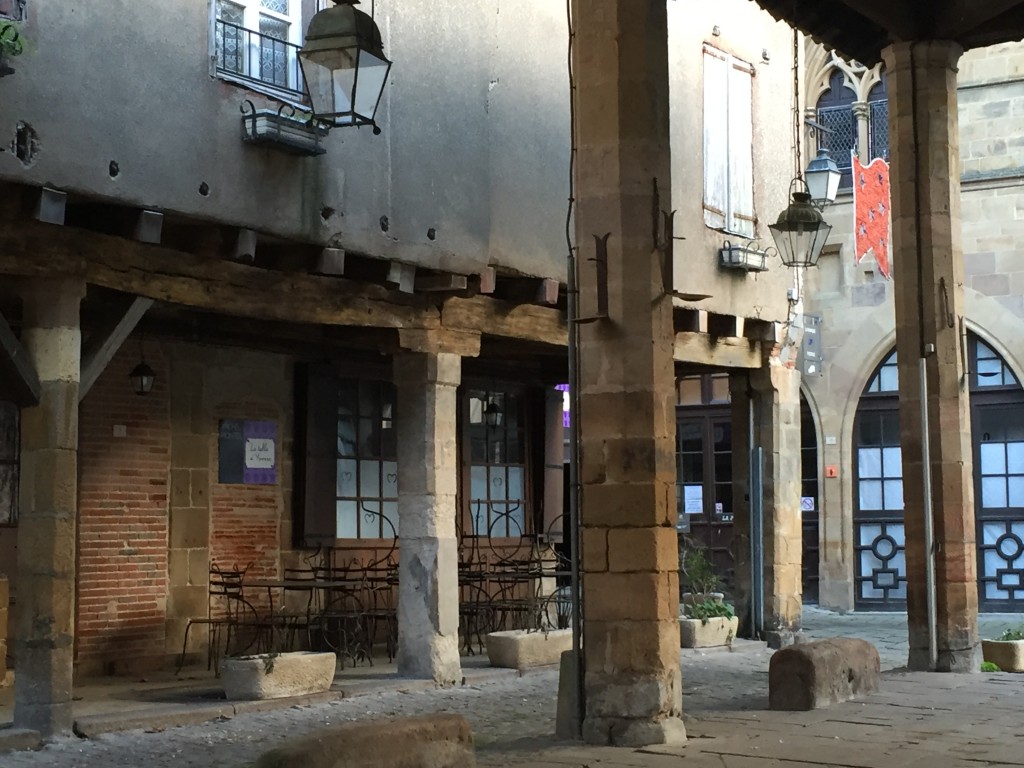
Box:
219;419;277;484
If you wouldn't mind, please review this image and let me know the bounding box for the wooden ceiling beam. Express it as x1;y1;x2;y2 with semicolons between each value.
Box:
838;0;919;39
932;0;1024;38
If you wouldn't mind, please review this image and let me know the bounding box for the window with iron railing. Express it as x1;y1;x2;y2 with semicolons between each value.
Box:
816;69;889;191
214;0;306;99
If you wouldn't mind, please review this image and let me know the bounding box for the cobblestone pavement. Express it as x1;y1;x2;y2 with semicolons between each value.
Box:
3;608;1023;768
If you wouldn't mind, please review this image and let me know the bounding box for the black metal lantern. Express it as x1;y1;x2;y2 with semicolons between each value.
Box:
299;0;392;131
804;148;842;210
484;400;503;428
129;360;155;396
769;181;833;269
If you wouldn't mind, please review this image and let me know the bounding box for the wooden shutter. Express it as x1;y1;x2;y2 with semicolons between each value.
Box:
703;46;729;231
728;59;755;238
294;363;338;548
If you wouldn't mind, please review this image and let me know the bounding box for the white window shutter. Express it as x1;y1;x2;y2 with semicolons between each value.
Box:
703;47;729;231
727;60;755;238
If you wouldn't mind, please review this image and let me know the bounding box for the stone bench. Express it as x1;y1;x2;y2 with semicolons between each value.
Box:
251;713;475;768
769;637;880;711
485;629;573;669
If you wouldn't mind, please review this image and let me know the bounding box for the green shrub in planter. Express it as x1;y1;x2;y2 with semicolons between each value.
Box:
997;627;1024;641
981;661;1001;672
685;598;735;625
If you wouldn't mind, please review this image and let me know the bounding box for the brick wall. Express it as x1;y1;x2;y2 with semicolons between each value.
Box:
209;402;283;594
77;344;170;675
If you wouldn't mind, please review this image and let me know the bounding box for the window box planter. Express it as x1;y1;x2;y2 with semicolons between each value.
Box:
679;615;739;648
981;639;1024;672
485;629;573;669
221;651;335;700
241;102;328;157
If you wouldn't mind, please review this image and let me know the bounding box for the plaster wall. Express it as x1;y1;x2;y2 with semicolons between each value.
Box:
802;40;1024;610
667;0;799;324
0;0;570;280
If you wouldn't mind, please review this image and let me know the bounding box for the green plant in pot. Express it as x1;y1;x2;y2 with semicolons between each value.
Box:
981;624;1024;673
0;22;24;77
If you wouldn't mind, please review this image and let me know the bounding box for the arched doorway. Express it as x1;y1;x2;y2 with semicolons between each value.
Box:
852;335;1024;611
801;396;820;604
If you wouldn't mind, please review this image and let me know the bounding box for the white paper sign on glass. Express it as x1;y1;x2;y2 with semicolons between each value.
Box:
684;484;703;514
245;438;275;470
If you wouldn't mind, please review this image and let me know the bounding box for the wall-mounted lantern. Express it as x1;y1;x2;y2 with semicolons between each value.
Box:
484;400;503;428
769;180;833;269
129;360;155;396
299;0;392;132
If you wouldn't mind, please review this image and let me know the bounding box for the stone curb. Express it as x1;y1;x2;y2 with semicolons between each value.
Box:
0;726;42;753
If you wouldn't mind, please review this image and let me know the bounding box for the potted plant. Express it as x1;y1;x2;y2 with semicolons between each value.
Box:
0;22;23;77
678;543;737;648
981;626;1024;672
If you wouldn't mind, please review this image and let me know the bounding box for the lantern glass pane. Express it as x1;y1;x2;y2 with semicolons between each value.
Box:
332;64;357;121
354;48;389;119
805;170;828;205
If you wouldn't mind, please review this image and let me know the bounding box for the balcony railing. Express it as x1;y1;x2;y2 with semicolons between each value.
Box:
215;19;306;100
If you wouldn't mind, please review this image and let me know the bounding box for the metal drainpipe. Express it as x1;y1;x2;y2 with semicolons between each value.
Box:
920;352;938;671
567;235;584;736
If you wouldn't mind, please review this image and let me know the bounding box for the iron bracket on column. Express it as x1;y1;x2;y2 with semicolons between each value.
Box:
575;233;609;324
655;190;711;303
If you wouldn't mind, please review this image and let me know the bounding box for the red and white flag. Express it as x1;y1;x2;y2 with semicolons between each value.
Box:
853;155;891;279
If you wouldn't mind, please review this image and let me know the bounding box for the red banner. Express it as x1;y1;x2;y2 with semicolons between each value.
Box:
853;155;891;279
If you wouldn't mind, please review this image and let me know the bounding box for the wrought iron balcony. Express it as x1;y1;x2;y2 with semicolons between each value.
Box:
215;18;306;101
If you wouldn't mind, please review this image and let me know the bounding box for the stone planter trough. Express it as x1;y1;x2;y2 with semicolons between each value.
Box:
679;615;738;648
982;639;1024;672
221;651;335;700
486;628;573;669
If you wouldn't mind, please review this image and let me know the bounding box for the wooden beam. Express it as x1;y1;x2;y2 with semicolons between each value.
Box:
535;278;560;306
674;332;762;369
386;262;416;294
933;0;1024;37
839;0;919;37
79;296;154;400
0;219;433;331
414;274;468;292
479;267;496;295
36;187;66;225
314;247;346;276
0;309;40;407
134;210;164;244
441;296;566;347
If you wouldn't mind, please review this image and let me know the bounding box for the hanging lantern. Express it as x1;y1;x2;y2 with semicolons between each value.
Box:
804;148;842;210
129;361;155;396
299;0;392;131
769;182;833;269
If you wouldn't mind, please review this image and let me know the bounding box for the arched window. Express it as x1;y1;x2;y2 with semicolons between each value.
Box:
816;70;857;190
852;336;1024;611
867;73;889;162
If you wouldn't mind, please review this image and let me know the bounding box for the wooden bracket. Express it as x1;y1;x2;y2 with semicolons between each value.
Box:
314;247;346;276
133;210;164;244
386;262;417;293
36;187;67;225
79;296;154;400
535;278;560;306
478;267;496;295
233;228;258;263
0;309;40;407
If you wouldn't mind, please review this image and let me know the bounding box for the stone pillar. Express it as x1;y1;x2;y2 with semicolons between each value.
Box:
573;0;685;747
751;363;802;648
166;356;211;663
852;101;871;164
14;277;84;738
542;387;566;538
882;41;978;672
393;348;462;685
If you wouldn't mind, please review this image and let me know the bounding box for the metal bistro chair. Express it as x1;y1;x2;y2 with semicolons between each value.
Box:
177;564;261;675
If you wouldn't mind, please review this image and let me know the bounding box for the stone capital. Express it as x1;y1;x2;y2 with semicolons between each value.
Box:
881;40;963;74
851;100;870;120
397;328;480;358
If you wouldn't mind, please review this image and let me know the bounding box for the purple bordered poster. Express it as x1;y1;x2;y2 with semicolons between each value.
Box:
218;419;277;485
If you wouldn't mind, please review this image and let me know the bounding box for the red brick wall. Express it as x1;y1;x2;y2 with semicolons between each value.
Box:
209;402;283;608
77;344;170;673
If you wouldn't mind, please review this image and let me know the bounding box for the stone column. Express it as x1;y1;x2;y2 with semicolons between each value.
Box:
573;0;685;747
751;363;802;648
393;346;462;685
14;277;84;738
882;41;978;672
852;101;871;164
